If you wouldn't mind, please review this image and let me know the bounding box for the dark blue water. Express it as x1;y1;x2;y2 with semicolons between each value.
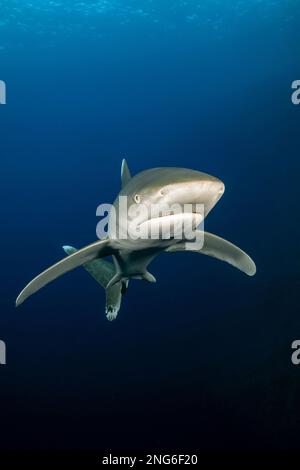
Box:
1;0;300;458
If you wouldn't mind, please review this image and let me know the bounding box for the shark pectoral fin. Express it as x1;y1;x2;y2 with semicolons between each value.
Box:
166;231;256;276
16;239;114;307
121;158;132;188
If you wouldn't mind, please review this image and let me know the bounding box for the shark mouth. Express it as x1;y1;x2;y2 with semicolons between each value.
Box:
133;211;203;240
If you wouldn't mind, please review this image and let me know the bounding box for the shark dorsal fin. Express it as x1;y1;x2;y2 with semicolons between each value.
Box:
121;159;132;188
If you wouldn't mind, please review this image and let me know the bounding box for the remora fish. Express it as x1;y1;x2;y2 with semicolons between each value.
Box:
16;160;256;320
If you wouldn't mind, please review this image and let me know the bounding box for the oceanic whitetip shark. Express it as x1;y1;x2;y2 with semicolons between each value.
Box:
16;160;256;320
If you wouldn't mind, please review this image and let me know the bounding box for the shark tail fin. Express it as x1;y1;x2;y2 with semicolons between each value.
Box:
62;245;123;321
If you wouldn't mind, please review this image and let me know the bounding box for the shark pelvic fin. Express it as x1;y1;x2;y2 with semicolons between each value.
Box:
142;271;157;283
121;158;132;188
107;253;157;287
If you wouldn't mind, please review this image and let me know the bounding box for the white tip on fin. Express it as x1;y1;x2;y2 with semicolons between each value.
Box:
62;245;76;254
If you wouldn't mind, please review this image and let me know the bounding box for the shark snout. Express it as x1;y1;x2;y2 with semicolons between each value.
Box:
214;180;225;200
197;178;225;216
167;176;225;216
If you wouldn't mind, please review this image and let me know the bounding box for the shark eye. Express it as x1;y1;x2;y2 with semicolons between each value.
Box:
134;194;141;204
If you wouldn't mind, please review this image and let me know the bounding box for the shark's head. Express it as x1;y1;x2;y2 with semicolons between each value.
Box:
111;167;225;248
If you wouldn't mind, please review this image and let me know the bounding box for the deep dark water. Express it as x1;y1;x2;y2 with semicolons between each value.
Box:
1;0;300;459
